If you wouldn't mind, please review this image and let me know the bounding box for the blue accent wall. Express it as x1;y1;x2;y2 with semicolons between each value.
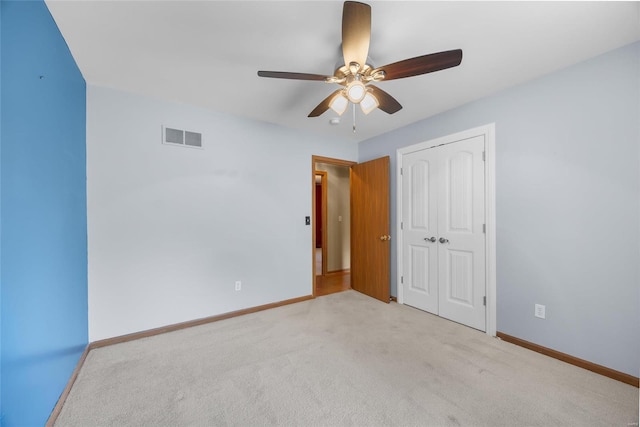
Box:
0;1;88;426
0;1;3;420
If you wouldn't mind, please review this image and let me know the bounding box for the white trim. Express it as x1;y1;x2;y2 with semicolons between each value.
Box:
484;124;497;337
396;124;497;336
396;152;405;306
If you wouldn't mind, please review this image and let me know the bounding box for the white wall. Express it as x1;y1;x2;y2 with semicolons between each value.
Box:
359;42;640;377
87;85;357;341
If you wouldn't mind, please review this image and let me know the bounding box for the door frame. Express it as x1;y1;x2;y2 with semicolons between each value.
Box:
311;155;357;297
396;124;497;336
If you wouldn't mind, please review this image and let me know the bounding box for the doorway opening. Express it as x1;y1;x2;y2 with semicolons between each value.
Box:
315;171;327;276
312;156;355;297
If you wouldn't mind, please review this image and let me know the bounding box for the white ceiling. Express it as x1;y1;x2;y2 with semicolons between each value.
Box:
45;1;640;142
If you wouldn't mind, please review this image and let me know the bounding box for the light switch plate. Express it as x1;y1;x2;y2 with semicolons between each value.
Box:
534;304;546;319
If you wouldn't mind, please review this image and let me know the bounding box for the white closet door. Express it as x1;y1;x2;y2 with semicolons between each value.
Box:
401;135;486;331
401;149;438;314
437;136;486;331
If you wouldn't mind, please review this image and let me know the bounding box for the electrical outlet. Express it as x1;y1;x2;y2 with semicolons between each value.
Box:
235;281;241;291
534;304;546;319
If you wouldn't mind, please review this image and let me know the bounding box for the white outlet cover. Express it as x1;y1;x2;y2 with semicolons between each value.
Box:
534;304;546;319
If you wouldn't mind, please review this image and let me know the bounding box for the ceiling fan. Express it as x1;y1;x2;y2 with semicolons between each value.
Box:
257;1;463;118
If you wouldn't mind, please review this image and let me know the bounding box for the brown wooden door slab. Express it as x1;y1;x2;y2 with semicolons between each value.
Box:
350;156;390;303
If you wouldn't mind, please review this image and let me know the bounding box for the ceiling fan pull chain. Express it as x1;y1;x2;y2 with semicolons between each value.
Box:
353;103;357;133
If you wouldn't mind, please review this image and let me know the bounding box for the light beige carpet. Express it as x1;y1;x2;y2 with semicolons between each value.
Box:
55;290;638;426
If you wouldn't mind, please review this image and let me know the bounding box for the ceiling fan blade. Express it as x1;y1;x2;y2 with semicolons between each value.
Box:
342;1;371;72
368;85;402;114
257;71;328;81
308;89;344;117
372;49;463;81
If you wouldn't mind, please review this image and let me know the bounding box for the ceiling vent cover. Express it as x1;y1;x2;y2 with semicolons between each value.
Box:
163;126;203;149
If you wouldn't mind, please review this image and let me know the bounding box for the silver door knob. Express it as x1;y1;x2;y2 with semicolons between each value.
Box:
439;237;449;244
424;237;436;242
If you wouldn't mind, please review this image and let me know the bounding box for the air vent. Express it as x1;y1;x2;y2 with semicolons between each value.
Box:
162;126;203;149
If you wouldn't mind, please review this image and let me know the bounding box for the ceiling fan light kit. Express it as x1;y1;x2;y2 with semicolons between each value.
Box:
257;1;463;125
345;79;366;103
330;93;349;115
360;92;379;115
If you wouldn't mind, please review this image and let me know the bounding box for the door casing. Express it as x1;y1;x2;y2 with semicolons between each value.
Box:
396;124;497;336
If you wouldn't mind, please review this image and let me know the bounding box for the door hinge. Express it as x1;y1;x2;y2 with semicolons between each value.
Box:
401;276;404;284
483;296;487;306
482;151;486;161
400;167;403;175
483;223;486;233
401;221;403;230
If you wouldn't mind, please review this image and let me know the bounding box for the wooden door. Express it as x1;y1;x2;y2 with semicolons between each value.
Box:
350;156;390;303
